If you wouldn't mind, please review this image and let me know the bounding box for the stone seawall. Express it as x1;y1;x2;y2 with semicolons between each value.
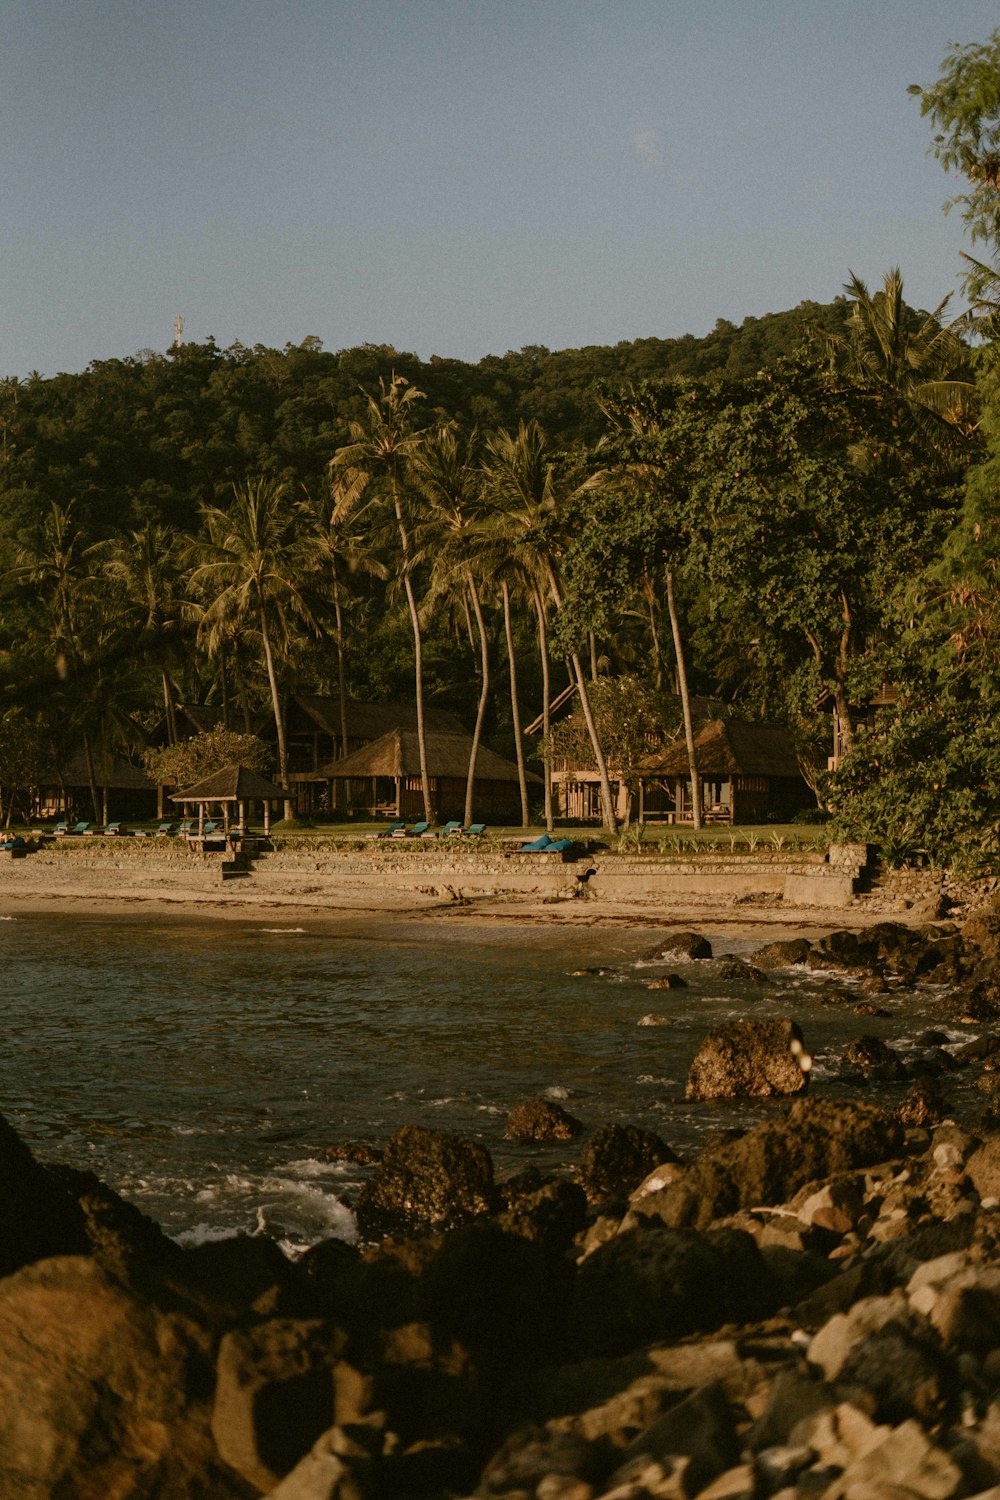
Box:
0;839;861;910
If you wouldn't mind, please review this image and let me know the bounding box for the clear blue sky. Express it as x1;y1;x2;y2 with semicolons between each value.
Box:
2;0;997;378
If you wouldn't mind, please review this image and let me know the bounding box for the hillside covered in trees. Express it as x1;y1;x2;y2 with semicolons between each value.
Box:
3;26;1000;869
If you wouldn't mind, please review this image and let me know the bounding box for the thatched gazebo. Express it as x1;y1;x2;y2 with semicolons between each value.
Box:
171;764;290;836
639;719;811;825
316;728;537;822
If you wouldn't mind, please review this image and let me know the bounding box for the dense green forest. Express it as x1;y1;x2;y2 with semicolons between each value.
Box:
3;28;1000;867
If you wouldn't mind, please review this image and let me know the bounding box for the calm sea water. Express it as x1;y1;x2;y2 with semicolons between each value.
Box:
0;910;975;1252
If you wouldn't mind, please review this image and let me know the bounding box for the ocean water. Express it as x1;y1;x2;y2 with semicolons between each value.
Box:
0;910;975;1252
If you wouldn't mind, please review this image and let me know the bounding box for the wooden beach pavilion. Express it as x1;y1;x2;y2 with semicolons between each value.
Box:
171;764;290;837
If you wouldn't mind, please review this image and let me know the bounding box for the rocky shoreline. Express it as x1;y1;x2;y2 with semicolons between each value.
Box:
8;903;1000;1496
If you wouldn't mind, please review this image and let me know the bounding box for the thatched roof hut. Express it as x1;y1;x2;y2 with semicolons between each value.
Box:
318;729;537;822
640;720;811;825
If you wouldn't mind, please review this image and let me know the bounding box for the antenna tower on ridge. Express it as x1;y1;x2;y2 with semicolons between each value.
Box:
174;315;184;347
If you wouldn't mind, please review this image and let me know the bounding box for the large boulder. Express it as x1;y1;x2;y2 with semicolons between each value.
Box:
686;1018;811;1100
752;937;813;970
643;931;713;962
0;1116;88;1276
355;1125;495;1239
578;1124;678;1205
0;1255;239;1499
571;1225;766;1358
636;1098;903;1231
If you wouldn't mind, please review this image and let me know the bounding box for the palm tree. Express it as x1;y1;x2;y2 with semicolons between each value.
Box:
329;376;435;823
187;478;314;820
482;422;618;833
92;522;192;746
412;425;493;829
298;486;387;758
817;268;977;450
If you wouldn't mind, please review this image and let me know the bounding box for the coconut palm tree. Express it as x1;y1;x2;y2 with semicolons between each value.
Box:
186;478;314;820
412;425;494;829
818;268;977;451
482;422;618;833
329;376;435;823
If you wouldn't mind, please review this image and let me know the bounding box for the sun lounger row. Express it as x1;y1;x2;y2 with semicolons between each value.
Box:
375;820;486;839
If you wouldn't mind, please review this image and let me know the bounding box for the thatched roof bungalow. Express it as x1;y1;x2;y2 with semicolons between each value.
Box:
640;719;813;824
316;729;538;822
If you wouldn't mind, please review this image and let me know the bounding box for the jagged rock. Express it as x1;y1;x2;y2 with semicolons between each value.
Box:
826;1417;963;1499
571;1226;766;1358
170;1231;301;1324
45;1163;184;1291
579;1124;678;1204
837;1322;957;1424
716;960;766;984
0;1255;238;1498
965;1136;1000;1201
505;1098;583;1142
355;1125;495;1238
0;1117;88;1276
322;1140;383;1165
636;1099;903;1231
496;1178;589;1253
477;1423;603;1497
747;1367;835;1451
643;931;713;962
685;1018;811;1100
212;1317;347;1492
896;1079;945;1129
751;938;812;969
603;1382;740;1498
265;1415;392;1499
844;1034;908;1082
794;1176;866;1235
647;974;687;990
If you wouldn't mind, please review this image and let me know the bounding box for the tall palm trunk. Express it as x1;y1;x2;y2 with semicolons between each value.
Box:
257;593;295;822
546;565;617;833
501;579;530;826
392;472;434;824
532;582;554;833
666;568;701;829
162;670;178;746
82;729;100;823
332;568;349;758
464;572;490;829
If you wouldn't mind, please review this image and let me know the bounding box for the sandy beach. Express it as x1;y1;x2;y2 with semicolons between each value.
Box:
0;836;961;940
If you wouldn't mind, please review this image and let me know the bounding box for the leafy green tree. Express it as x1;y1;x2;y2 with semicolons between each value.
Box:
144;729;273;790
910;30;1000;290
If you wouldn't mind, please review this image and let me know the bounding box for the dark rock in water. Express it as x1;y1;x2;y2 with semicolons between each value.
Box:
646;972;687;990
322;1140;383;1166
895;1079;945;1129
956;1034;1000;1061
844;1034;908;1082
716;959;767;983
686;1018;811;1100
171;1233;300;1324
505;1097;582;1142
637;1098;903;1231
854;1001;891;1017
643;930;713;962
752;937;812;969
571;1225;767;1357
579;1123;678;1204
355;1125;495;1239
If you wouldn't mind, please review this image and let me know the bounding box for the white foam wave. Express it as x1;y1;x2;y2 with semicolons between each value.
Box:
173;1222;241;1247
259;927;306;934
638;1013;671;1027
0;915;16;921
543;1085;570;1100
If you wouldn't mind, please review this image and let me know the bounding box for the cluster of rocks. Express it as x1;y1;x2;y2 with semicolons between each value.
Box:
12;904;1000;1496
6;1094;1000;1499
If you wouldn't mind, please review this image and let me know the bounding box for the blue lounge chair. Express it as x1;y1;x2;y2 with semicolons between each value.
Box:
102;822;123;836
156;822;176;836
52;821;69;836
521;833;552;851
462;823;486;838
438;821;463;837
64;822;91;836
202;820;220;835
398;820;430;838
377;822;406;839
0;835;25;850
